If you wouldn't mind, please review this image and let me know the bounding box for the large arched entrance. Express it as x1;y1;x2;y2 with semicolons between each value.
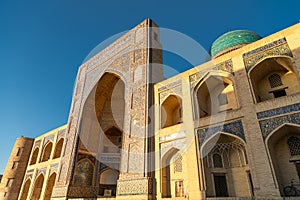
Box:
266;124;300;196
201;133;252;198
71;72;125;197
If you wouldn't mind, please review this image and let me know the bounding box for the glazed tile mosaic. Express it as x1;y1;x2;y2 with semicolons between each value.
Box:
197;120;245;147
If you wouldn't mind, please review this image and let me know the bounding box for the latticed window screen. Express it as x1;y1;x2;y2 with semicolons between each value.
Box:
174;153;183;172
269;74;283;88
288;136;300;156
213;153;223;168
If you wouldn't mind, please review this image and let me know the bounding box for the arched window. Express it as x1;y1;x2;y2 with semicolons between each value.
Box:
288;136;300;156
30;148;39;165
269;73;283;88
213;153;223;168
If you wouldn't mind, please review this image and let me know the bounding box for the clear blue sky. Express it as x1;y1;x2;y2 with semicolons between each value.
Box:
0;0;299;174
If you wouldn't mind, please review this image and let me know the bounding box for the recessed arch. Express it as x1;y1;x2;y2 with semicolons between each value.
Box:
193;71;238;119
200;131;246;158
44;173;57;200
40;141;53;162
247;55;294;75
265;123;300;196
161;147;184;198
248;56;300;103
200;132;251;198
31;174;44;200
81;70;128;106
19;178;31;200
53;138;64;159
30;148;39;165
73;158;94;187
161;94;182;128
98;168;119;197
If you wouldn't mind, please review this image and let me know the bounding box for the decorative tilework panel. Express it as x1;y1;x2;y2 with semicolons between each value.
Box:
73;160;94;186
257;103;300;119
189;59;233;86
117;178;152;195
197;120;245;147
243;38;293;72
68;186;97;198
158;80;181;92
259;112;300;139
51;185;68;198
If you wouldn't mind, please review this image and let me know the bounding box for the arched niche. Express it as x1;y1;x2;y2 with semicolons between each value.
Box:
161;95;182;128
19;178;31;200
266;123;300;196
194;72;238;118
161;148;184;198
53;138;64;159
98;168;119;197
73;159;94;187
44;173;56;200
201;132;251;198
30;148;39;165
248;56;300;103
78;72;125;154
40;141;53;162
31;174;44;200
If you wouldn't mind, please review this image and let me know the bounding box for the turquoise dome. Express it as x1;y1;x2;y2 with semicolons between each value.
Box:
211;30;262;58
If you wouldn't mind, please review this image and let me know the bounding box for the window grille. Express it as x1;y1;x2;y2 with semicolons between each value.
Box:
288;136;300;156
174;153;183;172
269;74;283;88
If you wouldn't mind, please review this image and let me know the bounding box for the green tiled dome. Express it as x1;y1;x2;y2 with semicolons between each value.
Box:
211;30;262;58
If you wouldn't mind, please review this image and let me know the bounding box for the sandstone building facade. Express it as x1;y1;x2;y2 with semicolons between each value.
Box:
1;19;300;200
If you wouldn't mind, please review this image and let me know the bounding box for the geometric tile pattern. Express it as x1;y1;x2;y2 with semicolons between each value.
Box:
196;120;245;147
189;59;233;87
259;112;300;139
243;38;293;72
117;178;152;195
257;103;300;119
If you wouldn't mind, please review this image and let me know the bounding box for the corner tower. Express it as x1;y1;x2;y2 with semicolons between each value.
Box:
51;19;163;199
0;137;34;200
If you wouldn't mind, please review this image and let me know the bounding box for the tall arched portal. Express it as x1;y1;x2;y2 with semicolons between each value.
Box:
53;19;162;200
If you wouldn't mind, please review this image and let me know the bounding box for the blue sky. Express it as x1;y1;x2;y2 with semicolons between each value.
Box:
0;0;299;174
